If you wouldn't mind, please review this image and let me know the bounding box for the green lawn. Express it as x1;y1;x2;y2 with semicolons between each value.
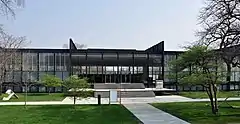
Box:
179;91;240;99
0;93;65;102
152;101;240;124
0;105;140;124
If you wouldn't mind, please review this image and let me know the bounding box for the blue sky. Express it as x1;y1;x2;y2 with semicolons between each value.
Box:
1;0;203;50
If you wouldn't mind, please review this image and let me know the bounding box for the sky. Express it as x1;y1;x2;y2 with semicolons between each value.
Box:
0;0;204;51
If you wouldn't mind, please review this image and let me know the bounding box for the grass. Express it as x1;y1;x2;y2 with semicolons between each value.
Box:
0;105;140;124
152;101;240;124
179;91;240;99
0;93;65;102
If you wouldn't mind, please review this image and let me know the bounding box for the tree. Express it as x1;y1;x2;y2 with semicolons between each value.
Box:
22;70;34;108
198;0;240;90
170;45;224;114
63;75;90;105
21;50;37;108
0;0;24;17
40;74;62;95
0;27;27;95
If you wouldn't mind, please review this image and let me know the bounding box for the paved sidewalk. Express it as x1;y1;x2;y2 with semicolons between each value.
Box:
0;101;64;105
0;95;240;105
124;103;190;124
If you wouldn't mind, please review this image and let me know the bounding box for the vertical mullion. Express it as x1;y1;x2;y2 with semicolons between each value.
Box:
132;52;134;83
117;52;119;83
53;53;56;75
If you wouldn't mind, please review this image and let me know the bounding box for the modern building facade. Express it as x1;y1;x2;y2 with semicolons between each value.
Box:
3;39;240;92
3;39;165;92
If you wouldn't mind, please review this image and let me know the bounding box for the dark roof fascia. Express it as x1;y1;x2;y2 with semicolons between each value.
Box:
72;49;148;54
17;48;69;53
164;50;184;54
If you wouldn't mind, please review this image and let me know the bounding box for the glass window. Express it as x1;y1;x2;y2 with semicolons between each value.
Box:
48;53;54;71
39;86;46;92
55;87;62;92
39;53;55;71
235;72;240;81
23;53;38;71
149;54;160;63
55;53;62;71
148;66;153;75
231;71;235;81
13;71;21;82
55;53;68;71
80;66;87;74
32;54;38;71
30;86;38;92
89;66;98;74
13;52;22;71
56;72;63;80
5;72;13;82
14;86;22;92
62;72;69;80
164;54;176;71
22;86;30;92
63;53;69;71
39;53;47;71
137;66;143;73
39;72;47;80
30;72;38;82
22;72;29;82
130;67;134;74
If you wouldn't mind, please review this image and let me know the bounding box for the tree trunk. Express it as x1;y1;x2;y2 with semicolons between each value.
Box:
24;85;27;108
48;87;51;95
209;91;215;114
74;95;76;105
213;85;218;113
208;85;217;115
210;96;216;114
226;64;231;91
175;83;179;94
0;83;2;96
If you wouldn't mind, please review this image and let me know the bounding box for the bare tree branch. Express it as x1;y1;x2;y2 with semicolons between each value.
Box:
0;26;27;94
198;0;240;90
0;0;24;17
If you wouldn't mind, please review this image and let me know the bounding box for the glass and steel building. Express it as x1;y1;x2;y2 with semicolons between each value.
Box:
3;39;240;92
3;39;165;92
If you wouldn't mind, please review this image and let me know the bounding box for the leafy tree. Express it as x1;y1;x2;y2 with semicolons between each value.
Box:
170;45;224;114
40;74;62;94
63;75;90;105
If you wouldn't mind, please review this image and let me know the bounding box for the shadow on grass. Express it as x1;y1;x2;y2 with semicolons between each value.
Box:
220;113;240;117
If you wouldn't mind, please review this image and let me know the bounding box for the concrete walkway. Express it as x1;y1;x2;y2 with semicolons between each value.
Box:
0;95;240;105
124;103;190;124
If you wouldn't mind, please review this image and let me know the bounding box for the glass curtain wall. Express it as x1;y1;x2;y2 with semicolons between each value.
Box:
71;51;163;86
7;51;70;93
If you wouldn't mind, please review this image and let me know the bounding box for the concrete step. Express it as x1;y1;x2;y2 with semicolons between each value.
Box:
94;83;145;89
94;91;155;98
